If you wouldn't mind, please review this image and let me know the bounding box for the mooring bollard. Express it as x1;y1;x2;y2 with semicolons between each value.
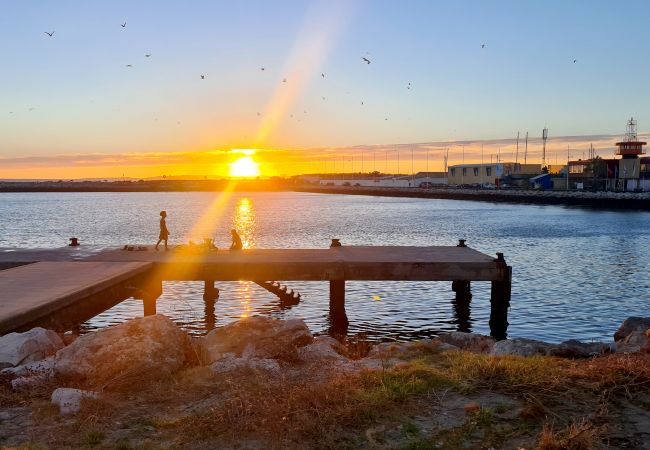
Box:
69;237;80;247
330;239;342;248
457;239;467;247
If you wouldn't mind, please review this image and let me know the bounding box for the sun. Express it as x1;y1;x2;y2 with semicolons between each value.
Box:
229;156;260;177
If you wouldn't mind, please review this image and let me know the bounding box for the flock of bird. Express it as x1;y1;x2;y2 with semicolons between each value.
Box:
8;25;579;121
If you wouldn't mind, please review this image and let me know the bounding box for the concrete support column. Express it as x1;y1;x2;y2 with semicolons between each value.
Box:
203;280;219;301
489;258;511;341
329;280;348;333
135;278;162;317
452;280;472;332
143;296;157;316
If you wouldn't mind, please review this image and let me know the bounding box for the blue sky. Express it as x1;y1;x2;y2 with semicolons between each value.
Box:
1;0;649;176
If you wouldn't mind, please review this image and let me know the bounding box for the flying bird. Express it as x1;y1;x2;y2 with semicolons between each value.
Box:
257;112;261;116
321;73;325;78
200;75;205;79
125;64;133;67
282;78;287;83
44;31;54;37
145;54;151;58
362;57;371;64
361;101;364;105
260;67;265;71
573;59;577;63
120;22;126;28
322;96;326;100
481;43;486;48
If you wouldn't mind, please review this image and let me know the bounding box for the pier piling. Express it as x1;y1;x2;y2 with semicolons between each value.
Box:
489;255;511;340
329;280;348;332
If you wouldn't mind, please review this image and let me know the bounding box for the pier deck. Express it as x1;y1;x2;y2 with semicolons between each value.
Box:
0;244;512;338
0;261;152;334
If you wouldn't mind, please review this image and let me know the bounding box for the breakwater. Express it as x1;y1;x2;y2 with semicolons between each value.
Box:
294;185;650;210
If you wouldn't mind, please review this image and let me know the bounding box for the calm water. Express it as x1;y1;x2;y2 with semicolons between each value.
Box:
1;191;649;343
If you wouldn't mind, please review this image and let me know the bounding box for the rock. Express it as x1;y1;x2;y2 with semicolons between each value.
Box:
54;315;192;384
1;355;55;377
438;332;495;353
202;317;313;364
491;338;558;357
3;356;56;390
210;354;281;375
51;388;99;415
298;336;347;364
615;330;650;354
553;340;611;358
614;317;650;342
61;331;78;346
0;327;64;369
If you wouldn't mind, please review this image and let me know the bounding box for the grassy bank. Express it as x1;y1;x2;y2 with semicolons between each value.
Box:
2;341;649;449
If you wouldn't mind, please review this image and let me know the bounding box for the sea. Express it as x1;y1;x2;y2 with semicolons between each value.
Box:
1;191;649;343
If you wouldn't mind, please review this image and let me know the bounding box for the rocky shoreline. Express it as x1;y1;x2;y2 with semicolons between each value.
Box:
1;315;649;449
294;186;650;210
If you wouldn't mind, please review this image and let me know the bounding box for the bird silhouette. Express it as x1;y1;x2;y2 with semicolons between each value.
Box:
362;57;371;64
126;64;133;67
260;67;265;71
282;78;287;83
121;22;126;28
573;59;577;63
361;101;364;105
44;31;54;37
145;54;151;58
321;73;325;78
257;112;261;116
481;43;486;48
200;75;205;79
322;96;326;100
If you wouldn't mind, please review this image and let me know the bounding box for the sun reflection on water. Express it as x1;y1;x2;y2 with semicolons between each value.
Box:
233;197;256;318
233;197;256;249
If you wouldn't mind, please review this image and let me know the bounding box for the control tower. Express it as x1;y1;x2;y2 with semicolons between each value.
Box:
616;117;646;190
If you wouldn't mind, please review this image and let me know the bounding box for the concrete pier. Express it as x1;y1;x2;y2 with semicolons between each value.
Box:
0;244;513;338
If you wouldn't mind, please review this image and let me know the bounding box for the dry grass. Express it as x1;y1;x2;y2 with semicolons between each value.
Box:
2;349;649;449
537;420;606;450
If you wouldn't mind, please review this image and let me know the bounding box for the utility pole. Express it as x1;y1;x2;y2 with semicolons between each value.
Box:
566;145;570;191
524;132;529;165
515;131;520;165
480;144;485;187
542;127;549;169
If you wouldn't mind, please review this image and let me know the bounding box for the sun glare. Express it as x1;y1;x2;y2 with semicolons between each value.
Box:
229;156;260;177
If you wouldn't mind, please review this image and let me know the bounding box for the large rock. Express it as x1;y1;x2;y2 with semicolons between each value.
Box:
298;336;348;364
51;388;99;415
614;317;650;342
438;332;495;353
202;317;313;364
491;338;558;357
553;340;611;358
0;327;64;369
615;330;650;354
54;315;192;384
210;354;281;375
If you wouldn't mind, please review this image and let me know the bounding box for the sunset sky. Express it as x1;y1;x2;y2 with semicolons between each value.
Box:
2;0;650;179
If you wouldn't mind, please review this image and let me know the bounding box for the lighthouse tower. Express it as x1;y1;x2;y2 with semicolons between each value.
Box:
616;117;646;191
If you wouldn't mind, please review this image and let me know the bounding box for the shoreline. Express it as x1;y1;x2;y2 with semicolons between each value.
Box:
294;185;650;210
1;314;649;449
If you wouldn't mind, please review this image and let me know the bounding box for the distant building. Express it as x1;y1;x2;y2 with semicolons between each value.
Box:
447;162;541;186
616;117;646;191
318;171;447;188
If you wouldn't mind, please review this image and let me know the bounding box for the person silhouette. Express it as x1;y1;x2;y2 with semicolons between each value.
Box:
155;211;170;251
230;229;242;250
